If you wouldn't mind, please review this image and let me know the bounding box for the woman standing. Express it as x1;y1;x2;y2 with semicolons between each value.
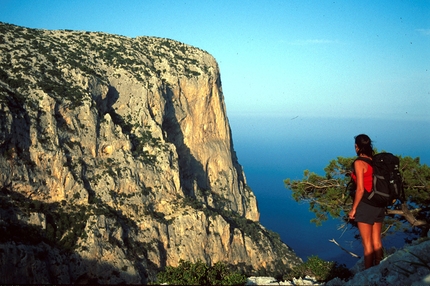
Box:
348;134;385;269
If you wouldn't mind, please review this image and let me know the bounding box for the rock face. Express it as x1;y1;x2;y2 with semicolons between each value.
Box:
245;240;430;285
327;239;430;285
0;22;301;283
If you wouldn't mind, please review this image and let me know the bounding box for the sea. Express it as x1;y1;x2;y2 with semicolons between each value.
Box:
228;115;430;268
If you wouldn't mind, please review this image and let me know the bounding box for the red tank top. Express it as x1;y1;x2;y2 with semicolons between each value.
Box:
352;162;373;192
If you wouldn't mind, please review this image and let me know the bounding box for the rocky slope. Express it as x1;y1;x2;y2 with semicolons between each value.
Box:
0;22;302;283
328;239;430;286
246;239;430;285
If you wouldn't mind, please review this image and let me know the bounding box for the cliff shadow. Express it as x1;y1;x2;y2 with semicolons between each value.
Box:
0;88;32;188
0;185;159;284
161;85;209;197
86;85;121;203
52;85;121;204
92;84;120;141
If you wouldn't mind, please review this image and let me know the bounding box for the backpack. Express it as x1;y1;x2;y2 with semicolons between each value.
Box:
355;153;405;207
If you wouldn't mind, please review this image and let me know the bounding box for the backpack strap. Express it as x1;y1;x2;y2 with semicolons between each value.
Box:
354;156;373;166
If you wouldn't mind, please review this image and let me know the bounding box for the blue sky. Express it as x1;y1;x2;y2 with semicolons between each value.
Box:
1;0;429;120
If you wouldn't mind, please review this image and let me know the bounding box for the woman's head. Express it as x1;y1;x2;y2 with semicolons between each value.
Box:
354;134;374;157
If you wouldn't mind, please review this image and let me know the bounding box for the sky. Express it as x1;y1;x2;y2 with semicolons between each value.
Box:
1;0;429;120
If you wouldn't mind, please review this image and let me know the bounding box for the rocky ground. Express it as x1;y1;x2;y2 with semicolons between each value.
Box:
246;238;430;285
246;276;320;285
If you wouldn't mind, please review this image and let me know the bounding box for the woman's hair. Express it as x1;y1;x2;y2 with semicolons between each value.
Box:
355;134;374;157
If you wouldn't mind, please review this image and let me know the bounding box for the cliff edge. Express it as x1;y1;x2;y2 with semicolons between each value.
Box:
0;22;301;284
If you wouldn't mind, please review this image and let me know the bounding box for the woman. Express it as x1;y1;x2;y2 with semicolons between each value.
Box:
348;134;384;269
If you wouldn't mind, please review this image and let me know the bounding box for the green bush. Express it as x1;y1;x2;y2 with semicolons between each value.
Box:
283;255;352;282
156;260;247;285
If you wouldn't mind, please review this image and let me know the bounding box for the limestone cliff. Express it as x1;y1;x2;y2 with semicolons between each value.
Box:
0;22;301;283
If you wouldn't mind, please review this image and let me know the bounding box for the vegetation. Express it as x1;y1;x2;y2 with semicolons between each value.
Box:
156;260;247;285
0;22;211;118
155;257;352;285
283;255;351;282
284;155;430;237
0;189;89;252
180;195;285;253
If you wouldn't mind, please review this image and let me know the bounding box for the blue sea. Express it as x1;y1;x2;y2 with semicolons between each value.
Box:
229;115;430;268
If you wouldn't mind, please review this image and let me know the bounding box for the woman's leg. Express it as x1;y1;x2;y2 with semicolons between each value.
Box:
372;222;383;265
358;222;374;269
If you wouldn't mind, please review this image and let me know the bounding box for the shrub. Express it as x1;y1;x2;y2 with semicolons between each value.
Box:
156;260;247;285
283;255;352;282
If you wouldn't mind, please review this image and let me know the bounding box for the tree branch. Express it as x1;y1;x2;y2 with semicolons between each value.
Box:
329;239;360;258
386;203;428;228
299;180;341;189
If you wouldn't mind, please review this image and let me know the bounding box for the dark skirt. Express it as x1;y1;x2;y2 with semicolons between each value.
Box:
355;200;385;225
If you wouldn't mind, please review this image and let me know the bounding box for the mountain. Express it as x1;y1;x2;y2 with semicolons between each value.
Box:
0;22;301;284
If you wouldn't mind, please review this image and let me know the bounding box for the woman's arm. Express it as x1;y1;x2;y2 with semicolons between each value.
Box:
348;160;367;219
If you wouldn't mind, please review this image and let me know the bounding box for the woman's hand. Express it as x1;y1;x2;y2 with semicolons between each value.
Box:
348;209;356;220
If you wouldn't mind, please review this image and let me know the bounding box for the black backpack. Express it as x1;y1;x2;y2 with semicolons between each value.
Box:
355;153;405;207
